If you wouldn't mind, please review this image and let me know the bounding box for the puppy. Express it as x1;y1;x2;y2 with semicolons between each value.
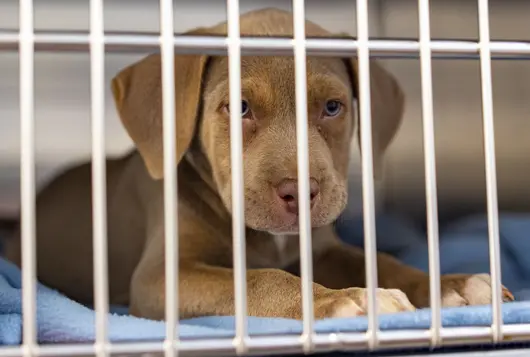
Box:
5;8;513;320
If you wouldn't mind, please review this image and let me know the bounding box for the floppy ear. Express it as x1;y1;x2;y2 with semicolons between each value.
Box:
344;58;405;180
111;30;210;179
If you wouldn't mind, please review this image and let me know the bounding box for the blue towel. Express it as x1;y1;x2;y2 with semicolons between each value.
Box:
336;212;530;297
2;212;530;346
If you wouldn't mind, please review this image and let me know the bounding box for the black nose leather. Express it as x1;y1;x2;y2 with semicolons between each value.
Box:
275;178;320;214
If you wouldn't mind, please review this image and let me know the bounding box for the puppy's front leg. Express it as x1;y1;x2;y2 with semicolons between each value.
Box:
129;261;415;321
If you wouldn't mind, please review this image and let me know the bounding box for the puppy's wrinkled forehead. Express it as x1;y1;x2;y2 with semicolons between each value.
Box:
219;7;341;38
203;56;353;112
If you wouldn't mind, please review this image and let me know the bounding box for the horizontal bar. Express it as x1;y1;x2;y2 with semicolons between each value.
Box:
2;30;530;58
402;349;530;357
1;325;530;357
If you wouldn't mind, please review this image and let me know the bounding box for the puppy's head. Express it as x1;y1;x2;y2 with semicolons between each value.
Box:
111;8;404;235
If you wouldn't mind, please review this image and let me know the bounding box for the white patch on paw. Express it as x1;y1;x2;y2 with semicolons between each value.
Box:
386;289;416;311
361;289;416;313
463;274;494;305
331;299;365;318
441;289;467;307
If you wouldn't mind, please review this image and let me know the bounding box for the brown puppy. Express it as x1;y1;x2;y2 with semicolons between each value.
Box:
5;8;513;320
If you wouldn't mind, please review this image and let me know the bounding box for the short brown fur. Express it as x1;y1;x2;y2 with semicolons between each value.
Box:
4;8;513;320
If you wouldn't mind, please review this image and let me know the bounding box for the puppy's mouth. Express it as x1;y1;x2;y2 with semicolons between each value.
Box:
267;224;300;235
256;211;300;235
257;212;333;235
244;207;340;235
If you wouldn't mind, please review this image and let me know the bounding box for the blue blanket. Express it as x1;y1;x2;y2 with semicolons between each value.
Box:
2;213;530;346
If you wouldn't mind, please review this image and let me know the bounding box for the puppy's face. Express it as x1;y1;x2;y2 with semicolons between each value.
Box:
111;10;404;236
199;56;354;234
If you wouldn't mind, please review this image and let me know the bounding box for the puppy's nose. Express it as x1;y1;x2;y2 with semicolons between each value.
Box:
275;178;320;214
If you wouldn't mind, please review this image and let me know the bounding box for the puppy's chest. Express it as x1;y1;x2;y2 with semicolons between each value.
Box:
244;235;296;269
245;233;332;269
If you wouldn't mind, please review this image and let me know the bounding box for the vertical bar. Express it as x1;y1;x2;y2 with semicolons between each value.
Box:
356;0;379;350
160;0;179;356
90;0;109;356
19;0;37;356
226;0;248;354
292;0;314;353
477;0;503;343
418;0;442;347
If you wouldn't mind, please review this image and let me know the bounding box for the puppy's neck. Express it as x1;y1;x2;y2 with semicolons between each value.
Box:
178;149;233;226
184;150;217;193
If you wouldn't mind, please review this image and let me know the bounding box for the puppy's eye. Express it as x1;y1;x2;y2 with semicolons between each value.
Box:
241;100;250;117
323;100;343;118
225;100;251;118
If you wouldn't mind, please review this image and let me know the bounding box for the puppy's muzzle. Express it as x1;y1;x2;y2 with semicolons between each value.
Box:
274;178;320;215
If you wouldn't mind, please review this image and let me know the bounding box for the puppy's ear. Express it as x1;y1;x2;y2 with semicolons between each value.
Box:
347;58;405;179
338;35;405;179
111;29;210;179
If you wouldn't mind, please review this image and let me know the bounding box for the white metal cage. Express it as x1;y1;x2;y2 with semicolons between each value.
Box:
1;0;530;357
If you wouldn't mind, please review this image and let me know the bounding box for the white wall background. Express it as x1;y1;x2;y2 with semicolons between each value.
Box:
0;0;529;225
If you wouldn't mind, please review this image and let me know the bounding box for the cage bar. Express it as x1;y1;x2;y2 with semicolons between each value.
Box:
226;0;249;354
19;0;37;356
4;324;530;357
292;0;315;353
477;0;503;343
89;0;109;356
356;0;380;350
160;0;179;356
3;31;530;58
417;0;442;347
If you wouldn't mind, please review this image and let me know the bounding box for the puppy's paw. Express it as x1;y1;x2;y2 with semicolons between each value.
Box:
440;273;515;307
325;296;365;318
315;288;416;319
369;288;417;314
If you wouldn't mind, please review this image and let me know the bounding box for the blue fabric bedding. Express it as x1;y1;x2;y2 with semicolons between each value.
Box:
1;212;530;346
